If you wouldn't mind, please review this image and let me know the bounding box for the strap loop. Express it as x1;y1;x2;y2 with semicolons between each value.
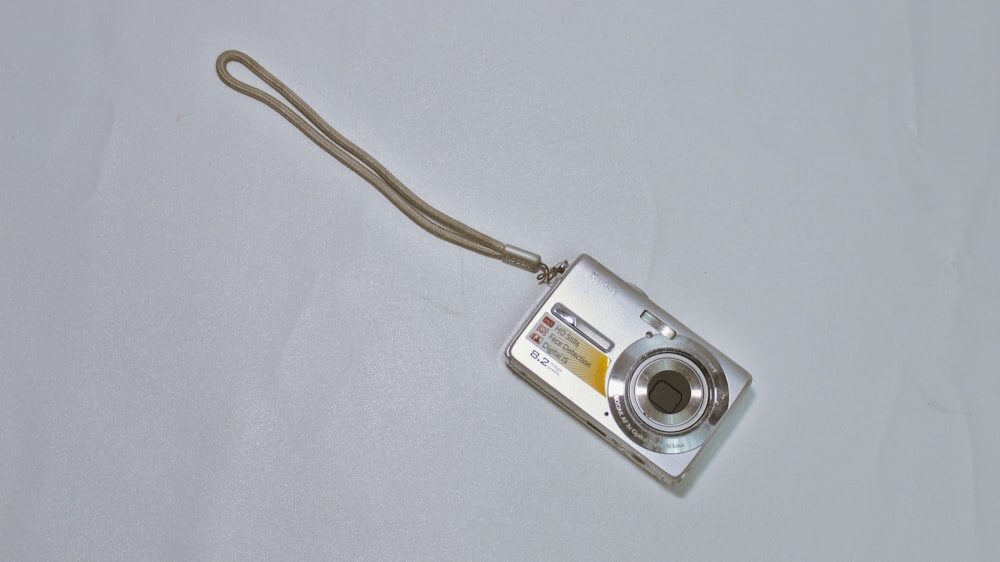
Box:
216;50;561;281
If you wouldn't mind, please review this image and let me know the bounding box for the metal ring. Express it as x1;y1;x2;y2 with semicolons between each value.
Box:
629;354;709;432
607;334;730;454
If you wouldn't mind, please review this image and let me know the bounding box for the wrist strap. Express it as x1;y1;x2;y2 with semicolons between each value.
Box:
216;50;565;282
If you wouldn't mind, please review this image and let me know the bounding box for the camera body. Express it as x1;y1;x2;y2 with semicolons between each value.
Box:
506;255;751;484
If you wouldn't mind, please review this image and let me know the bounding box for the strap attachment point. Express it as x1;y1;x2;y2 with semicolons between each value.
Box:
537;260;568;285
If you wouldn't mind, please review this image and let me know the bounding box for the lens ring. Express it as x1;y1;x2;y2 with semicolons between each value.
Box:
607;334;730;454
629;355;708;432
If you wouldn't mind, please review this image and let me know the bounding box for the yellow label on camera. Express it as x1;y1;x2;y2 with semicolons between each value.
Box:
525;313;609;395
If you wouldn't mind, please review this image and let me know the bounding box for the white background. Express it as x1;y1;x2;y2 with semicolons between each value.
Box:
2;1;998;560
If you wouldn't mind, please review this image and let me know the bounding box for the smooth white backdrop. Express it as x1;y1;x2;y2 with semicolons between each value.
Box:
2;2;998;560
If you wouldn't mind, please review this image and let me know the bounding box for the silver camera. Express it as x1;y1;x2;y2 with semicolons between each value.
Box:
506;255;752;484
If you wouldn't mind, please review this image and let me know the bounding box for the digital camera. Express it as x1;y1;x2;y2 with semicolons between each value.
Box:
506;255;752;484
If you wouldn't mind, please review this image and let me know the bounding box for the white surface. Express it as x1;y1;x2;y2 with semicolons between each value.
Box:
2;2;998;560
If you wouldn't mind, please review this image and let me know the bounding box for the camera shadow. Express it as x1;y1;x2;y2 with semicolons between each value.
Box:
664;386;756;497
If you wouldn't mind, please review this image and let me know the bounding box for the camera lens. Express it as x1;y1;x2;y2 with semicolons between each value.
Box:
628;354;708;433
607;334;730;453
647;370;691;414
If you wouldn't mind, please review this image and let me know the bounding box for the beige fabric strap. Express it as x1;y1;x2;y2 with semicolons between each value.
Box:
216;50;562;280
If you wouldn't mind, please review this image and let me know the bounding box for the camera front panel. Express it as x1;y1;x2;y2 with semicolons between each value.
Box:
505;254;751;484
